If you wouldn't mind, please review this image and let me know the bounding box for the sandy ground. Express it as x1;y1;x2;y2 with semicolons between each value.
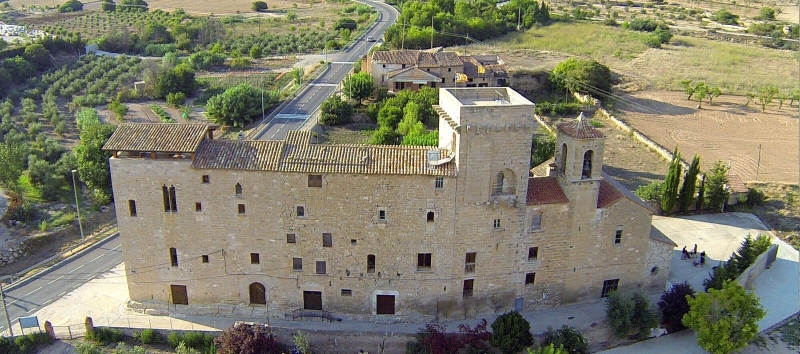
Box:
614;90;798;184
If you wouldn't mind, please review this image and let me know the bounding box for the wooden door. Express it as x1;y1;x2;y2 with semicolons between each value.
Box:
376;295;395;315
171;285;188;305
249;283;266;305
303;291;322;310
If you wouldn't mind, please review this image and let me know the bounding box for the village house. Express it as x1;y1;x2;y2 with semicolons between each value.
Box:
362;49;509;92
104;87;672;322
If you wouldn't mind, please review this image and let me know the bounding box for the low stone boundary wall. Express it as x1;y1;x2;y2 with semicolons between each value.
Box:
737;243;779;290
572;92;690;171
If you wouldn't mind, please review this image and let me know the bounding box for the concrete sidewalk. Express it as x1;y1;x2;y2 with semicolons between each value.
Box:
20;213;800;353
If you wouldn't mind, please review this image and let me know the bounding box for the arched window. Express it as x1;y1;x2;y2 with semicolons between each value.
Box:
494;169;517;195
582;150;593;179
235;183;242;197
560;144;568;172
249;282;266;305
367;254;376;273
427;211;435;222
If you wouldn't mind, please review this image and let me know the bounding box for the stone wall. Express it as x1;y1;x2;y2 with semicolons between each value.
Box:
737;243;779;290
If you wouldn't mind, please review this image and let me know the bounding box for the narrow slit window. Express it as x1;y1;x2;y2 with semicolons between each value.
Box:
322;233;332;247
615;229;623;244
427;211;435;222
367;254;376;273
128;200;137;217
169;247;178;267
162;185;170;212
235;183;242;197
195;202;202;212
296;206;305;217
169;185;177;212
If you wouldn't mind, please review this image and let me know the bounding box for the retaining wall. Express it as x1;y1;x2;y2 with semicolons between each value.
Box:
737;243;779;290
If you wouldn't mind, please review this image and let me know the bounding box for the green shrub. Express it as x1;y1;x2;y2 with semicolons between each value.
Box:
743;188;766;208
542;325;589;354
75;341;102;354
658;281;695;333
0;337;20;354
166;92;187;107
644;35;662;48
634;181;663;201
168;331;183;348
319;97;353;126
135;328;163;344
605;291;634;338
150;105;174;123
89;327;124;345
490;311;533;354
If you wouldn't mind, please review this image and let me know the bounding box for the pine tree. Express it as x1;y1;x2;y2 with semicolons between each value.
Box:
660;147;682;214
677;154;700;213
704;161;730;211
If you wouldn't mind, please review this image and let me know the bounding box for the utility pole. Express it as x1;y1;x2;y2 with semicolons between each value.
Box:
755;144;761;181
0;281;13;337
260;71;265;124
401;22;406;50
517;6;521;31
430;16;434;49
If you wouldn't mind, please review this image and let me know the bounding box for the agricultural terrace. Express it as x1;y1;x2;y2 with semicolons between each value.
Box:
14;0;376;56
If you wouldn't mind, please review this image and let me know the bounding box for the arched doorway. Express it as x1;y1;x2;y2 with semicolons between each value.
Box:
249;282;266;305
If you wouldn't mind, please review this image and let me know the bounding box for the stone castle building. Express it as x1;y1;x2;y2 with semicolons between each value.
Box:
104;87;673;321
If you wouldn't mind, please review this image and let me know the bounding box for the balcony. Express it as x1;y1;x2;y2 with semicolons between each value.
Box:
465;263;475;274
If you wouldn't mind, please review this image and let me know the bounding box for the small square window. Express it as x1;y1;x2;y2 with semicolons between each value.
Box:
435;176;444;190
341;289;352;296
201;255;209;263
525;272;536;285
379;209;386;221
293;257;302;271
296;206;305;217
351;239;357;245
493;219;501;229
448;67;452;72
238;204;246;214
195;202;202;212
250;253;260;264
316;261;327;274
201;175;210;184
615;230;623;244
308;174;322;188
417;253;432;270
287;233;296;243
323;233;332;247
128;200;137;217
528;247;539;261
531;212;542;230
602;279;620;298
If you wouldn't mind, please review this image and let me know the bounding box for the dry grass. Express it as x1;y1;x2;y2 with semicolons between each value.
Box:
483;21;797;95
735;182;800;250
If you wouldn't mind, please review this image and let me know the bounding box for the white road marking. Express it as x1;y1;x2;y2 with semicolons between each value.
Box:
309;83;337;87
47;275;64;285
90;255;103;262
111;245;121;251
25;287;42;296
69;264;85;273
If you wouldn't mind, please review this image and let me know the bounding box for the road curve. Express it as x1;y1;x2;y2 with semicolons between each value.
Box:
253;0;399;141
0;234;123;334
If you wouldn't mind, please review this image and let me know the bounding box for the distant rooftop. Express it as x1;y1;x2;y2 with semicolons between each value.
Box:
442;87;534;107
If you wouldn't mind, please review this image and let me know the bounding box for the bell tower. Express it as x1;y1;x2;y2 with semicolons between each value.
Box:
553;113;606;209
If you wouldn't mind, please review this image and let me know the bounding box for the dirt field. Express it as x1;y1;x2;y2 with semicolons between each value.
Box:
614;90;798;184
9;0;351;15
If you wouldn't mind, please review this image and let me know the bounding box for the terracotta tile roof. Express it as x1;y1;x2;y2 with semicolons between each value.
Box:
727;174;749;194
191;129;456;176
372;50;463;67
192;139;284;170
557;112;604;139
597;179;624;208
103;123;211;153
387;67;442;82
526;177;569;205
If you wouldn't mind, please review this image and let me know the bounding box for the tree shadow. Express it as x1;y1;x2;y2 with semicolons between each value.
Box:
615;95;696;116
603;166;665;191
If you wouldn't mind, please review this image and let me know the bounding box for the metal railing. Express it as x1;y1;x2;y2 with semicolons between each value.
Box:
464;263;475;274
288;308;337;322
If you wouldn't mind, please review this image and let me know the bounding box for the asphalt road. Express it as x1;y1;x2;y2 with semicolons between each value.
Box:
0;234;122;334
254;0;399;140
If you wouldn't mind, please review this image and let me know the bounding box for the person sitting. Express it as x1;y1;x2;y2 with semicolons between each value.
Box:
681;246;689;260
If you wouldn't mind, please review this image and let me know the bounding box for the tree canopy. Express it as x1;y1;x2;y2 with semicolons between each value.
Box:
682;281;765;354
252;1;268;12
319;96;353;126
206;84;278;128
490;311;534;354
551;58;612;97
153;64;196;99
58;0;84;13
75;123;117;203
342;71;375;104
704;160;730;211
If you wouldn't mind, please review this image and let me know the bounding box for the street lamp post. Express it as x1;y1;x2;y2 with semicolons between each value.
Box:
260;71;265;124
71;170;85;242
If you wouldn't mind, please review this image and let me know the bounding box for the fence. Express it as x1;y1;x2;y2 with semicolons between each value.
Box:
52;324;86;340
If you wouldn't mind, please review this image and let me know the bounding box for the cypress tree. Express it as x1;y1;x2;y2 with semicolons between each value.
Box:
660;147;682;214
678;154;701;213
696;174;705;210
